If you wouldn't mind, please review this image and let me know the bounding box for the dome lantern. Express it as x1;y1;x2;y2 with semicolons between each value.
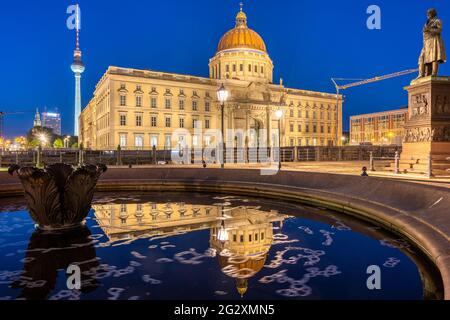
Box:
236;2;247;28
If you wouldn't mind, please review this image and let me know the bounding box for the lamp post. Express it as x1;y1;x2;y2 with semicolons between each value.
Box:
217;206;229;243
37;133;47;168
275;110;283;170
217;84;229;169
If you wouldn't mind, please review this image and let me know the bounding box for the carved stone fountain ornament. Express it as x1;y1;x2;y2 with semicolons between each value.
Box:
8;163;107;230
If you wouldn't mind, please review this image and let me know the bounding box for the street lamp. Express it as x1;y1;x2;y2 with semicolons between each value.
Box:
38;133;48;147
275;110;283;170
217;207;229;242
217;83;229;169
36;133;47;168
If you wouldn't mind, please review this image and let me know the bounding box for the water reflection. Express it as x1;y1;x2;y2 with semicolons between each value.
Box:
0;193;442;300
93;201;287;297
11;226;99;300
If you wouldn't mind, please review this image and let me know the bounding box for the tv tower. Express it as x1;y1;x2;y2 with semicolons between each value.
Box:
70;4;84;137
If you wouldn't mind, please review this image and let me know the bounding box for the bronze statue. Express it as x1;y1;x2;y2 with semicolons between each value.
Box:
417;8;446;78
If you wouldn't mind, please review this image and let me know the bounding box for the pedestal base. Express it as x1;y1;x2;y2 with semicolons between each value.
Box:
400;76;450;175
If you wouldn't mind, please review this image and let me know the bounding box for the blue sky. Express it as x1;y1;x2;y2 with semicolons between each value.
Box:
0;0;449;137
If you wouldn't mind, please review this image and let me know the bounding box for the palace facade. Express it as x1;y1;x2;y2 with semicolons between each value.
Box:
80;6;343;150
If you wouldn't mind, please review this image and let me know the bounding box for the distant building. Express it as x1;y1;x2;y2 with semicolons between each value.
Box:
42;111;62;135
350;107;408;146
33;108;41;127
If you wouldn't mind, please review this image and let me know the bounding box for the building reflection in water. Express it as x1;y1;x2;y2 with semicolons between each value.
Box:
92;201;287;297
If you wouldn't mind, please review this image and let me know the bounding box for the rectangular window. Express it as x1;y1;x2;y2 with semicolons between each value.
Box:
313;125;317;133
179;99;185;110
150;135;158;148
205;119;210;129
136;115;142;127
240;64;243;72
120;114;126;126
290;123;294;132
232;64;236;72
193;119;200;129
306;125;310;133
192;135;199;147
298;124;302;132
151;115;157;127
290;109;294;117
136;96;142;107
305;111;309;119
164;134;171;149
290;138;294;147
226;65;230;72
192;100;198;111
179;118;185;128
165;117;171;128
248;64;252;72
327;126;331;134
233;234;237;242
151;97;157;108
313;111;317;119
320;125;324;134
204;135;211;146
261;66;264;74
135;135;143;149
240;235;244;243
165;98;171;109
120;95;126;106
254;65;258;73
205;101;210;112
119;134;127;147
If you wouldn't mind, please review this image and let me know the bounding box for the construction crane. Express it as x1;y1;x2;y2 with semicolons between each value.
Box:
0;111;28;140
331;68;419;144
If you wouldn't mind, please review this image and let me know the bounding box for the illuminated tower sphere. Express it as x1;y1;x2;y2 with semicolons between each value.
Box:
71;25;85;137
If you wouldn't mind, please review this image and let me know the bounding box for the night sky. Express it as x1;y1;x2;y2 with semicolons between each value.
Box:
1;0;449;137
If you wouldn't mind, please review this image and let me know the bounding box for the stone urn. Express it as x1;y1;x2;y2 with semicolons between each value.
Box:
8;163;107;230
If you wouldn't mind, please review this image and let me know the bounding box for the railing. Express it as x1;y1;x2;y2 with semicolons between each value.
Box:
369;151;400;174
0;146;402;168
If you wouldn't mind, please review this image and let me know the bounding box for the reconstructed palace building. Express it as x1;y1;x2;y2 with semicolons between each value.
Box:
80;6;343;150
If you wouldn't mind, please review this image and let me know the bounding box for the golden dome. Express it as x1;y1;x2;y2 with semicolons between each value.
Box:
217;5;267;53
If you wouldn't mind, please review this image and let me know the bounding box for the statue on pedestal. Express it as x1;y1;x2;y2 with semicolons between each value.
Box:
417;8;446;79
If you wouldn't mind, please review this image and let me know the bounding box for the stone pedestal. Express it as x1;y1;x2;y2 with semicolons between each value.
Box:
400;76;450;175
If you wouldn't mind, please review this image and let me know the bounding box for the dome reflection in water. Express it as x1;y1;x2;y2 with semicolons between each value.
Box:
0;193;443;300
